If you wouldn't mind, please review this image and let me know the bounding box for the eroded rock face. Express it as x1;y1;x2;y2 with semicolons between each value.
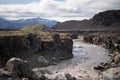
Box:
40;34;73;63
0;33;42;67
84;33;120;54
0;33;73;68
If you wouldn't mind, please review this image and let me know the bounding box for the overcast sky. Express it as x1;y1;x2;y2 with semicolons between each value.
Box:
0;0;120;22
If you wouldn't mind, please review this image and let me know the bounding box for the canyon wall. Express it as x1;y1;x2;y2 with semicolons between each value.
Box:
0;33;73;68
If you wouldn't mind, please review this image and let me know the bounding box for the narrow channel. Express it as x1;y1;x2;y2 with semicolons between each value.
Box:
39;38;110;80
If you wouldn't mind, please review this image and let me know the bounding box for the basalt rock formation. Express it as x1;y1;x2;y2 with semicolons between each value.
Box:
0;33;73;68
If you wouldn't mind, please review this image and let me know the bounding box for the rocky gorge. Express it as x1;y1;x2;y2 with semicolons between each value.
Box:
0;31;113;80
0;32;74;80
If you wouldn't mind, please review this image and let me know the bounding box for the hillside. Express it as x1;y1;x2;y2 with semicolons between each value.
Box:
53;10;120;31
92;10;120;26
20;24;45;32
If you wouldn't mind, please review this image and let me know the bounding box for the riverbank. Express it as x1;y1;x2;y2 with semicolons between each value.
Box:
0;35;111;80
84;32;120;80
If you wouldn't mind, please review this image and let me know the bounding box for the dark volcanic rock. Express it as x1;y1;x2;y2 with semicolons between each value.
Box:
65;74;76;80
84;33;120;54
0;33;73;68
70;33;78;39
0;33;42;67
0;58;40;80
6;58;39;80
41;34;73;61
94;65;105;71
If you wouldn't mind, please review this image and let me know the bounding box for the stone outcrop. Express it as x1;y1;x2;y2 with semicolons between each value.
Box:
0;33;73;68
84;33;120;80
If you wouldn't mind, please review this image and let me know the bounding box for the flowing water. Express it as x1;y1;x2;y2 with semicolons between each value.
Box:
35;37;110;80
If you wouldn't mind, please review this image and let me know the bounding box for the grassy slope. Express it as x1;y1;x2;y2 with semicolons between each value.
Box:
20;24;45;32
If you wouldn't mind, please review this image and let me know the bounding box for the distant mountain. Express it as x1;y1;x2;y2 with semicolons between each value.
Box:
0;18;12;29
54;10;120;30
0;17;58;29
12;18;58;27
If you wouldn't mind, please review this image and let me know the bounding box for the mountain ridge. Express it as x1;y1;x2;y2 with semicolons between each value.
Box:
53;10;120;30
0;17;58;29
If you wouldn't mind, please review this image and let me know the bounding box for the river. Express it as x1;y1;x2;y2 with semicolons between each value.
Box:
34;38;110;80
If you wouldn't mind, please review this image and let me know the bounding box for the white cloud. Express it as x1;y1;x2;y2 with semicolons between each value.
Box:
0;0;120;22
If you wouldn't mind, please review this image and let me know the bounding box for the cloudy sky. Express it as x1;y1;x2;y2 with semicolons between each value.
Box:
0;0;120;22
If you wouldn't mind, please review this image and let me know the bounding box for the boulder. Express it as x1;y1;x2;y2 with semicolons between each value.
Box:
6;58;39;80
94;65;105;71
70;33;78;39
65;74;76;80
54;74;66;80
